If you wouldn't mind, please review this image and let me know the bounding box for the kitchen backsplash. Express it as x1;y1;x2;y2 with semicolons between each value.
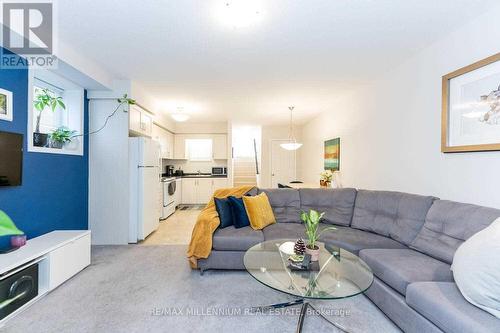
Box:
162;159;228;174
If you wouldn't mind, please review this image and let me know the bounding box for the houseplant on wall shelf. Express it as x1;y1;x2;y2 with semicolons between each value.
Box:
49;126;76;149
320;170;333;187
300;209;336;261
33;88;66;147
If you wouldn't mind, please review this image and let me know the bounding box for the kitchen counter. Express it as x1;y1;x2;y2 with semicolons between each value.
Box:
180;174;228;178
161;174;228;180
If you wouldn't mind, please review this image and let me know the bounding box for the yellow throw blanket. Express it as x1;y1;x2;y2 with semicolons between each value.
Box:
187;185;255;269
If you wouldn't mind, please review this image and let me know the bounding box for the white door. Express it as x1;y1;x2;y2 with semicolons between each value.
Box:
181;178;197;204
271;140;296;188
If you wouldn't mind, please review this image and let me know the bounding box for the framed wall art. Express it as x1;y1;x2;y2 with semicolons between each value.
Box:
324;138;340;171
442;53;500;153
0;88;13;122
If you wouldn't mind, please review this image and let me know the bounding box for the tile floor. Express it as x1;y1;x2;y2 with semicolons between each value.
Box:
141;207;201;245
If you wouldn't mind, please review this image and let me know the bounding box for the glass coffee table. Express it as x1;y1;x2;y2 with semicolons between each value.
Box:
244;239;373;333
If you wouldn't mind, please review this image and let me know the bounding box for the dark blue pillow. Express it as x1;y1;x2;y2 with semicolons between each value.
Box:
214;197;233;228
227;196;250;228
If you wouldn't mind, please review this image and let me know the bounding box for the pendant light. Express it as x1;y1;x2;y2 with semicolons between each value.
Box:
280;106;303;150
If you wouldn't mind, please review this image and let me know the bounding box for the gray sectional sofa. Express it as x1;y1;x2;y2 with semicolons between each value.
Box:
197;188;500;333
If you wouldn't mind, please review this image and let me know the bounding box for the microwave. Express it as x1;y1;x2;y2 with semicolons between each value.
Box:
211;167;227;176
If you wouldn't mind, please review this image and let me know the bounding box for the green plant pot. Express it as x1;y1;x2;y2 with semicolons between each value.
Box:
33;132;48;147
50;141;64;149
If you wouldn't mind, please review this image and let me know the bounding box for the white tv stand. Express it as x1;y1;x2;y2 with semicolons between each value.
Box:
0;230;91;326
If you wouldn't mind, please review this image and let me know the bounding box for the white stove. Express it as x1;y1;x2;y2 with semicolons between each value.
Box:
161;177;177;220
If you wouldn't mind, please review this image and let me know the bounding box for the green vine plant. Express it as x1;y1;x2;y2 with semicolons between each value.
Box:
33;88;66;133
300;210;336;250
71;94;136;139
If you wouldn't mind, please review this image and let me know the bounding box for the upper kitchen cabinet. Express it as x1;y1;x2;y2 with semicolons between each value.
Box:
129;105;153;137
212;134;227;159
152;124;174;159
173;134;187;159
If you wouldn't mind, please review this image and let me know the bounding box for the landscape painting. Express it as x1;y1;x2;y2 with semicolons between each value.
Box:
324;138;340;171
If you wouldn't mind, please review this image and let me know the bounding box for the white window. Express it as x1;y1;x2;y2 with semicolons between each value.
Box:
28;69;84;156
186;139;213;161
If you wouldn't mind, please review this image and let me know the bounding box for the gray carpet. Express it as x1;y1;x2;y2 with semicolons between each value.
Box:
4;246;400;333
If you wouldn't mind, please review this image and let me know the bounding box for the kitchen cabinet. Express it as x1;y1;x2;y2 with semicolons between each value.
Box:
212;134;227;159
181;177;228;204
129;105;152;137
197;179;214;204
211;178;228;192
174;134;187;159
175;178;182;207
152;124;174;159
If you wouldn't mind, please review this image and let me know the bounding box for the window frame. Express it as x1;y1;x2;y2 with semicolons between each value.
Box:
185;138;213;162
27;68;85;156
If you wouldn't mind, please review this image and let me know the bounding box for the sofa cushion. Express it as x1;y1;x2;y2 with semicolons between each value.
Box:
359;249;453;295
212;226;264;251
227;196;251;228
410;200;500;264
214;197;233;228
318;226;406;255
406;282;500;333
299;188;357;226
258;189;301;223
451;217;500;318
351;190;436;246
243;192;276;230
262;223;306;241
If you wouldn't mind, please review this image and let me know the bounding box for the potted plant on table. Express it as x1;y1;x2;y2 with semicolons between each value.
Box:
320;170;333;187
49;126;76;149
300;209;336;261
33;88;66;147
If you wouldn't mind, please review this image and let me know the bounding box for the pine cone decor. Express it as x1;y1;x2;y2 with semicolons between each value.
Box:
294;238;306;255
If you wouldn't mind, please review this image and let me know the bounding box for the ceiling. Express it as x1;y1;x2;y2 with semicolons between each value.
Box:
58;0;496;125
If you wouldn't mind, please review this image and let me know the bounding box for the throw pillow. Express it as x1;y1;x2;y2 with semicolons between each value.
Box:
227;196;251;228
243;192;276;230
214;197;233;228
451;217;500;318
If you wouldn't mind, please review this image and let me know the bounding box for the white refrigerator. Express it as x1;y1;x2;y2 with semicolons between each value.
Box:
129;137;160;243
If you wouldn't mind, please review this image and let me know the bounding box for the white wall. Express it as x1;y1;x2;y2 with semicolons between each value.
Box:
299;7;500;209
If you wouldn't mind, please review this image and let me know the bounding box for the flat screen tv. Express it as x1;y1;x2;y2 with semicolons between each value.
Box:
0;131;23;186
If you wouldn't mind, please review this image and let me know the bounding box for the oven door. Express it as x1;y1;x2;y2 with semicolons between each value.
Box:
163;181;176;207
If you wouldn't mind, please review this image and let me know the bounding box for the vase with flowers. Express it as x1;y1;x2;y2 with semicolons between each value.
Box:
320;170;333;188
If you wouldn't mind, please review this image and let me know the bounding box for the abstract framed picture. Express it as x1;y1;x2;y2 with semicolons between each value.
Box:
324;138;340;171
0;88;13;122
442;53;500;153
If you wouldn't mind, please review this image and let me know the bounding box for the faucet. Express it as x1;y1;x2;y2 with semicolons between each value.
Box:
197;170;201;175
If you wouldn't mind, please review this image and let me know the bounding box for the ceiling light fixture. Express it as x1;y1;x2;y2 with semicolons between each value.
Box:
171;107;190;122
280;106;303;151
216;0;263;29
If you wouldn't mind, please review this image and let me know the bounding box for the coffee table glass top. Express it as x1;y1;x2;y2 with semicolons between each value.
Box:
244;239;373;300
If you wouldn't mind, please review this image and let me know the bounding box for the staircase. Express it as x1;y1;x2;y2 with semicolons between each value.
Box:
233;157;258;187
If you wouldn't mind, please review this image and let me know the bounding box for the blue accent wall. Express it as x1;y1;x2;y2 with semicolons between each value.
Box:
0;48;89;239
